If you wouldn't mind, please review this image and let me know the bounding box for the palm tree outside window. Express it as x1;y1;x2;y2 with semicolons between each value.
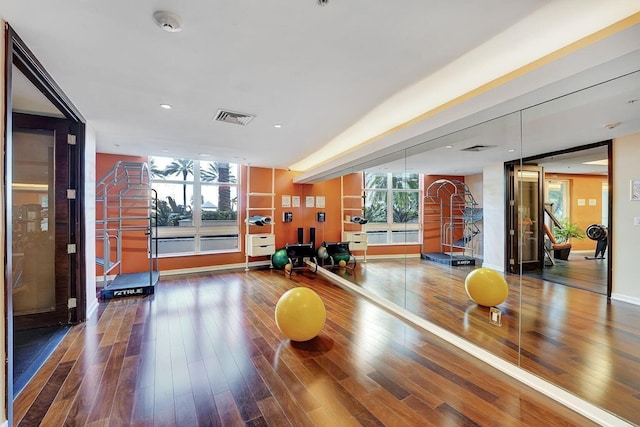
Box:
364;172;421;244
150;156;239;255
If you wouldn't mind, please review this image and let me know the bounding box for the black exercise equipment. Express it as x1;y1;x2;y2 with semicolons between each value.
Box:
317;241;357;270
284;243;318;277
585;224;608;259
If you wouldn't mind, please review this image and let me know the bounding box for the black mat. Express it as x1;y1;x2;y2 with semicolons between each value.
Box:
13;325;70;397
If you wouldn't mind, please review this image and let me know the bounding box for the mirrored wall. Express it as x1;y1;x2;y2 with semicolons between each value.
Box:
310;67;640;424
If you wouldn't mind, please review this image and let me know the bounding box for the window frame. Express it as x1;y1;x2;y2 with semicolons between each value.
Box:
151;157;240;256
363;172;422;245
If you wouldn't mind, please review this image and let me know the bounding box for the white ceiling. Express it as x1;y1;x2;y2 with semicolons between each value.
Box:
3;1;640;180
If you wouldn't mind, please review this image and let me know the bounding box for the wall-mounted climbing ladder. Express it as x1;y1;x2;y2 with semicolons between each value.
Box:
422;179;482;266
96;161;159;298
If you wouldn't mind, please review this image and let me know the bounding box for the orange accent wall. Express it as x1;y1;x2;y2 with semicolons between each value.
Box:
96;154;150;276
547;173;607;251
95;156;428;274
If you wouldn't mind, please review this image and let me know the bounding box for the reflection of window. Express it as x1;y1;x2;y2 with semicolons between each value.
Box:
545;180;569;221
150;157;239;255
363;172;421;244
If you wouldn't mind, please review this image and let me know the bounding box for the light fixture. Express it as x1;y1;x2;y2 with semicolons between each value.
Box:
603;122;621;130
317;0;329;5
445;145;453;149
508;149;516;153
273;124;282;128
160;104;172;110
153;11;183;33
582;159;608;166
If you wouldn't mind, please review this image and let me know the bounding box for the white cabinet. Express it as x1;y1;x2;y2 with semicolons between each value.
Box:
246;234;276;257
340;174;367;261
245;167;276;270
344;232;367;251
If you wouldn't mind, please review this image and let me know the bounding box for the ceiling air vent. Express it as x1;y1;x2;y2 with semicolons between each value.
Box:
461;144;495;152
214;109;255;126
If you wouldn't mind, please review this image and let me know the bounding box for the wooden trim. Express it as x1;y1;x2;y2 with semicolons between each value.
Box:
4;23;88;420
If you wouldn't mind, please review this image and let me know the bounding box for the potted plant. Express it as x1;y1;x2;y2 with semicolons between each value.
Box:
553;219;585;260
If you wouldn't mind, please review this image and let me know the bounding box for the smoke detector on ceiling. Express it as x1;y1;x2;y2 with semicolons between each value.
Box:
153;11;183;33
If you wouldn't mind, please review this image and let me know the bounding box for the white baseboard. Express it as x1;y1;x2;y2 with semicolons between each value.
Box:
95;260;272;283
161;260;271;277
360;253;421;261
611;293;640;306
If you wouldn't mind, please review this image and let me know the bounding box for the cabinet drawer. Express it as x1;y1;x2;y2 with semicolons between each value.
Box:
344;232;367;251
344;232;367;242
348;240;367;251
247;243;275;257
246;233;275;246
246;234;276;257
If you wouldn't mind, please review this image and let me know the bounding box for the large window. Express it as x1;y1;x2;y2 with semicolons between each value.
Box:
363;172;421;244
545;179;569;221
150;157;239;255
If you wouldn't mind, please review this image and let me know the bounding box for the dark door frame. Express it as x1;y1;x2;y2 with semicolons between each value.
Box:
4;23;86;421
504;140;613;298
505;164;545;274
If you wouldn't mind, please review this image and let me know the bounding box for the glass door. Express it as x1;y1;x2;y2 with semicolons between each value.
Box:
11;114;73;329
507;165;544;272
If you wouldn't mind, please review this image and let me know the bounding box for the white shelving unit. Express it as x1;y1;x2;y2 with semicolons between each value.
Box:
340;176;367;262
245;166;276;270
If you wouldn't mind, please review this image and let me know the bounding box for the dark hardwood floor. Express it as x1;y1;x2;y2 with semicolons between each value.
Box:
524;250;607;294
334;258;640;425
14;267;601;426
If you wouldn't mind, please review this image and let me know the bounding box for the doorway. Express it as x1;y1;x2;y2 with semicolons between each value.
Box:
5;26;86;411
505;142;611;296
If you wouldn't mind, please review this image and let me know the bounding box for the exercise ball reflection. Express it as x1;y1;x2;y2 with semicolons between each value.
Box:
275;287;326;341
464;267;509;307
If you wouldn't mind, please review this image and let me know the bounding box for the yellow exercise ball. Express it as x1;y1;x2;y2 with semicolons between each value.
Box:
275;287;326;341
464;267;509;307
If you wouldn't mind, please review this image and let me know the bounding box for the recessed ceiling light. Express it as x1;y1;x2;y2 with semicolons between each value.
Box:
160;104;172;110
445;145;453;149
508;149;516;153
273;124;282;128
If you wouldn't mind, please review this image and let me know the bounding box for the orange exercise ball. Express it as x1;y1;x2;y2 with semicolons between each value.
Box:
275;287;326;341
464;267;509;307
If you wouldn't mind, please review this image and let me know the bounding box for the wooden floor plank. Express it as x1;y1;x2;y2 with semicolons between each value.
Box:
13;264;616;426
